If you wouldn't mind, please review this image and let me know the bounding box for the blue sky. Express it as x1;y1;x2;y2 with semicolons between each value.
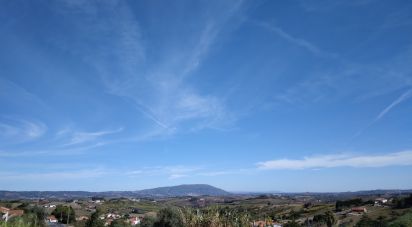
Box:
1;0;412;192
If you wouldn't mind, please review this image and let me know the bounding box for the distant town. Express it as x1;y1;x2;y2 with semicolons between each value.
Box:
1;185;412;227
2;1;412;227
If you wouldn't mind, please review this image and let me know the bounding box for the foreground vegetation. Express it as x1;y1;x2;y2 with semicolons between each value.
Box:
1;194;412;227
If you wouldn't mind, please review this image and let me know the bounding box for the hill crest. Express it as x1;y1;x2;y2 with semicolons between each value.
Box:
0;184;231;199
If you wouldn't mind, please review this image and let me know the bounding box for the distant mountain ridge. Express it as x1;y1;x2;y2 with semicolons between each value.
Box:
0;184;231;200
136;184;231;197
2;186;411;200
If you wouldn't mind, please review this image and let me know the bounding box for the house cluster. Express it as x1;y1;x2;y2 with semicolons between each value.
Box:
129;216;141;225
47;215;58;223
350;207;367;214
46;214;90;224
76;215;90;221
374;198;388;206
252;220;282;227
98;212;142;226
0;207;24;222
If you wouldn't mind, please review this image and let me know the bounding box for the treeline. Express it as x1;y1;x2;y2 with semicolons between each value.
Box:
335;194;412;211
302;211;336;227
393;194;412;209
335;198;373;211
0;204;46;227
354;215;389;227
354;213;412;227
51;205;76;224
84;207;341;227
87;206;252;227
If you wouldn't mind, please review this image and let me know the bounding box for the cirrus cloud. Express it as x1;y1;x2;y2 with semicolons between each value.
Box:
257;151;412;170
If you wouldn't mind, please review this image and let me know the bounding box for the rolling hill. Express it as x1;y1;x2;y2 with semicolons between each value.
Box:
0;184;231;199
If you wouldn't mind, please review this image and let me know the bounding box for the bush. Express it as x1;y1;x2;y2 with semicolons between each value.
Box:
394;195;412;209
355;215;388;227
140;215;156;227
52;205;76;224
86;210;105;227
153;207;184;227
389;211;412;227
110;219;131;227
336;198;363;211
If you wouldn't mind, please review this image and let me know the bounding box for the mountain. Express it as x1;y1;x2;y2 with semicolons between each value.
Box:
135;184;231;197
0;184;231;200
0;191;95;200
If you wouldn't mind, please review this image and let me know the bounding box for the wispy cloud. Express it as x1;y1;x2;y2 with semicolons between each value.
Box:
0;78;50;111
0;126;121;157
127;165;202;180
0;168;106;180
374;89;412;121
254;21;336;58
0;118;47;143
112;22;235;139
168;174;188;180
56;1;244;139
126;165;254;179
0;142;105;157
23;121;47;139
299;0;374;12
352;88;412;139
273;48;412;106
198;169;254;176
257;151;412;170
65;127;123;146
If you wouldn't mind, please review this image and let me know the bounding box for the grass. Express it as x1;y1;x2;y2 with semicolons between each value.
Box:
389;209;412;226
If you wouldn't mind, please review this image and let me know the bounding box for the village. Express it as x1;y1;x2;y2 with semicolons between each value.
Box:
1;193;411;227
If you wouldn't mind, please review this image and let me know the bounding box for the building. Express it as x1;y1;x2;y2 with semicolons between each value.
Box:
253;220;278;227
0;207;10;221
0;207;10;213
8;210;24;218
129;216;141;225
1;207;24;222
105;218;113;226
351;207;367;213
253;221;266;227
375;198;388;205
47;215;58;223
76;216;89;221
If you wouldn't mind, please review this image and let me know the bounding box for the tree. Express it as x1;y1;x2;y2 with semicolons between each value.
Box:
153;207;184;227
283;220;300;227
324;211;336;227
376;216;388;227
304;202;312;209
395;194;412;209
28;206;47;227
355;215;377;227
86;210;105;227
4;213;39;227
140;215;156;227
335;198;363;211
313;213;326;226
312;211;336;227
110;219;131;227
52;205;76;224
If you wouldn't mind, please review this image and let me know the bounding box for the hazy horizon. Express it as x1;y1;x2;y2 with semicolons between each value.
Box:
2;183;412;194
1;0;412;192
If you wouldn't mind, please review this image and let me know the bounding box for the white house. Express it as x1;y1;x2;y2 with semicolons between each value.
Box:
375;198;388;205
129;217;141;225
47;215;58;223
0;207;9;222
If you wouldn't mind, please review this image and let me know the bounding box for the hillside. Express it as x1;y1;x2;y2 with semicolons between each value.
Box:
0;184;231;199
135;184;231;197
